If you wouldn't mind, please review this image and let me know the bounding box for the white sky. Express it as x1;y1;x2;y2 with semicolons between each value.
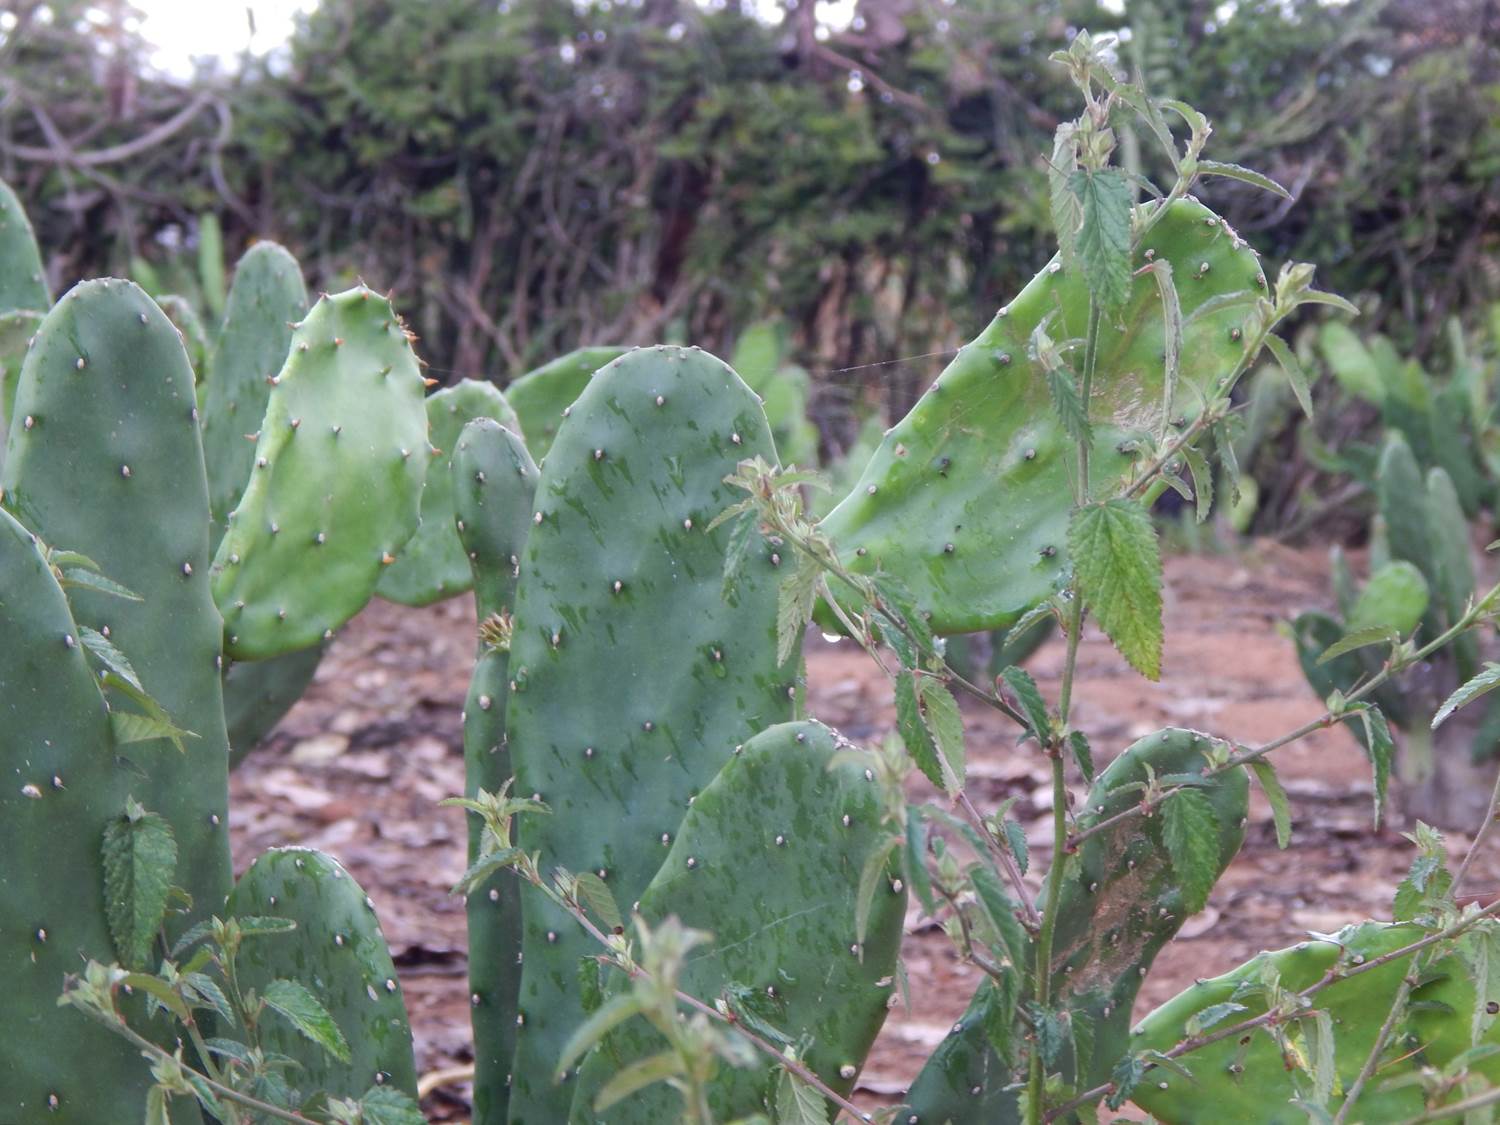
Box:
130;0;858;74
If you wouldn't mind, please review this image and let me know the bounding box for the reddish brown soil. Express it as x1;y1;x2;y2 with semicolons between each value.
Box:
229;542;1500;1121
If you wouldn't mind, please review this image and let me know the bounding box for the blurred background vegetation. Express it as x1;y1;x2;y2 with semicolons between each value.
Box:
2;0;1498;489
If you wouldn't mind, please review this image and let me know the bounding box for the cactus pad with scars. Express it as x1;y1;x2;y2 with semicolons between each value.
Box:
569;721;906;1122
453;417;538;1124
1129;921;1443;1123
903;728;1248;1122
226;847;417;1100
504;345;796;1122
378;380;522;607
200;242;309;545
211;286;429;660
223;643;326;766
1;278;231;940
0;508;164;1123
0;178;49;312
504;345;628;458
819;199;1267;634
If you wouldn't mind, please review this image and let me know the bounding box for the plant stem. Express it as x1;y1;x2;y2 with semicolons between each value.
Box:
1329;965;1417;1124
956;788;1041;929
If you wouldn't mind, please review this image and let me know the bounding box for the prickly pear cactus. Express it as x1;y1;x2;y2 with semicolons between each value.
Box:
0;177;50;312
226;848;418;1100
504;345;798;1122
223;642;326;766
199;242;309;546
0;509;169;1123
819;199;1267;634
1424;465;1479;679
156;295;211;393
378;380;521;607
453;417;538;1125
1;278;232;939
0;307;41;458
569;721;906;1122
504;345;627;458
1130;922;1433;1123
211;286;429;660
903;728;1249;1122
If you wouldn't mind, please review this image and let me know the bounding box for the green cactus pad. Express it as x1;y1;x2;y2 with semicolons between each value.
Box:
0;178;50;312
1347;561;1429;638
377;380;521;607
453;418;538;1125
1130;921;1436;1123
223;643;326;767
903;728;1248;1122
505;345;628;458
569;721;906;1122
211;286;429;660
0;307;41;457
0;508;168;1123
819;199;1267;634
1291;611;1412;732
1425;466;1480;680
155;295;211;393
226;847;417;1099
199;242;309;546
2;278;232;940
504;345;796;1122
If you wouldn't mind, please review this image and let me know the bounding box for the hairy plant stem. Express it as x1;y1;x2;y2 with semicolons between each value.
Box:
1045;898;1500;1121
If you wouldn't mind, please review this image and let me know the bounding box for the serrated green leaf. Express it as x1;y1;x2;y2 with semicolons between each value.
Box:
1249;759;1292;849
969;864;1028;970
917;678;966;795
904;807;936;915
451;847;523;896
1049;124;1082;266
593;1048;681;1112
1162;787;1222;914
895;672;943;789
719;507;758;598
183;972;236;1026
575;871;623;933
776;555;819;666
1212;418;1242;508
1108;1054;1147;1110
1069;500;1163;680
1184;1000;1248;1037
1069;729;1094;784
721;981;793;1047
60;566;142;601
999;666;1051;743
855;836;900;949
1357;706;1394;830
1046;364;1092;448
79;626;142;689
1263;333;1313;420
102;802;178;969
1070;168;1133;312
775;1067;828;1125
1434;663;1500;729
1003;817;1029;876
262;978;351;1064
352;1086;426;1125
235;915;297;938
100;669;196;754
1316;625;1398;665
1196;160;1292;199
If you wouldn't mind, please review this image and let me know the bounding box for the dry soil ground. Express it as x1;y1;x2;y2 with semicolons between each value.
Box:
228;542;1500;1121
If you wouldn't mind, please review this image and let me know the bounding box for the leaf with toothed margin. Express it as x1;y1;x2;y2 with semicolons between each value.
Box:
263;979;352;1064
1071;168;1133;313
102;798;178;970
1070;499;1163;680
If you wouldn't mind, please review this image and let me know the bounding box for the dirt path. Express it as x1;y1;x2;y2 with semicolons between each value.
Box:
229;542;1500;1120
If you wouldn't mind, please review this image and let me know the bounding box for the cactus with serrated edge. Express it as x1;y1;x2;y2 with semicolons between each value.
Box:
504;345;628;458
1130;918;1500;1123
224;848;418;1100
503;345;799;1122
568;720;905;1122
819;198;1267;635
377;380;522;607
453;417;539;1125
212;285;430;660
901;727;1249;1122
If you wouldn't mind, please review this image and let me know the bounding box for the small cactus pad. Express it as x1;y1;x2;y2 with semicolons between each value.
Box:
2;278;231;940
0;509;159;1122
155;295;211;394
504;345;796;1122
819;199;1266;634
211;286;428;660
226;848;417;1100
453;417;538;1125
0;177;50;312
200;242;309;546
569;721;906;1122
223;643;326;767
1130;921;1438;1122
904;728;1248;1121
377;380;522;607
1425;466;1479;679
504;345;627;458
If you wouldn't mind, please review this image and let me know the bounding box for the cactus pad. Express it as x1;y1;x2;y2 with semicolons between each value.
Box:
226;847;417;1100
200;242;309;546
569;721;906;1122
0;177;49;312
505;345;627;458
223;643;326;767
504;345;796;1122
211;286;429;659
819;199;1267;634
453;418;538;1124
377;380;521;607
